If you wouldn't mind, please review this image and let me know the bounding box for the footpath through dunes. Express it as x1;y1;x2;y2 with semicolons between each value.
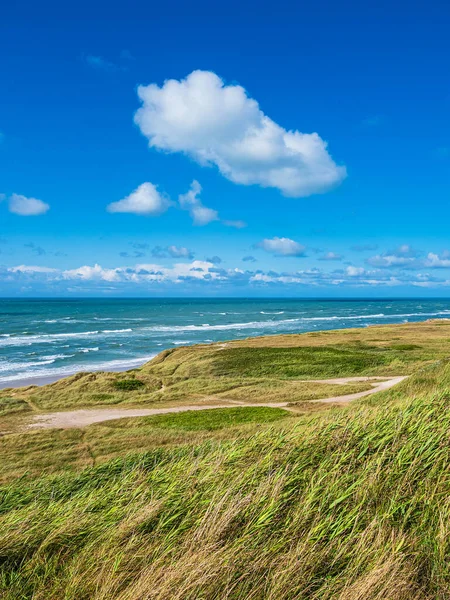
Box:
27;376;407;429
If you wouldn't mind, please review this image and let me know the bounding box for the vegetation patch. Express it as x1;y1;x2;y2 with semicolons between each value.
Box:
212;344;414;379
0;397;30;417
112;379;145;391
144;406;290;431
389;343;421;350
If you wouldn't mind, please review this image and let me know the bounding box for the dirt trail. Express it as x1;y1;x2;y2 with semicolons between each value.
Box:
26;376;407;430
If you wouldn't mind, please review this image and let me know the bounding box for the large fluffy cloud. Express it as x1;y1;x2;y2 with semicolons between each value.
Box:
134;70;346;197
7;194;49;216
107;182;171;216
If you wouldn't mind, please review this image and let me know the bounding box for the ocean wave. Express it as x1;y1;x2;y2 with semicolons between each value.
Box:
0;328;134;347
145;319;299;333
102;329;133;334
139;310;450;334
0;354;157;384
41;353;76;361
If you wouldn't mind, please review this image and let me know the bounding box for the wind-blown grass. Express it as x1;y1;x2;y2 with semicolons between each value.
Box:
2;321;450;598
2;361;450;598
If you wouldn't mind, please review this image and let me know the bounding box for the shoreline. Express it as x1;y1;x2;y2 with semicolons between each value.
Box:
1;316;448;391
0;363;146;390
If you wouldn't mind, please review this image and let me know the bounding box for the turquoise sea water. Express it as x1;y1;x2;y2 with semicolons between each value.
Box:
1;298;450;386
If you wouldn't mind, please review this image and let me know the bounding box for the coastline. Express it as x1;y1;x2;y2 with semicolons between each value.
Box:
1;315;448;391
0;362;150;390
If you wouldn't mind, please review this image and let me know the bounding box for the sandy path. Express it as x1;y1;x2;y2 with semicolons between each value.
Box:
26;376;407;430
309;376;407;404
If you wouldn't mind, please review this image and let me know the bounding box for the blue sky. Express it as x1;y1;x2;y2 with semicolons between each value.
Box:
1;0;450;297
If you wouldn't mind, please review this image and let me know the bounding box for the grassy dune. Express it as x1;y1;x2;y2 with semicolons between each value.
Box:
2;320;450;416
2;321;450;598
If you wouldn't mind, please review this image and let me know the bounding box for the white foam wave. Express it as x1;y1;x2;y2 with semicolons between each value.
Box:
0;328;133;347
0;354;157;384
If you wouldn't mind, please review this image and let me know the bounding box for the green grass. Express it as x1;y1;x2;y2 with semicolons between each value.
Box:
112;378;145;391
144;406;289;431
2;363;450;599
211;344;407;378
0;396;30;417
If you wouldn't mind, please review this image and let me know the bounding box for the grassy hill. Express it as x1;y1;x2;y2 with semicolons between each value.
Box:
1;321;450;598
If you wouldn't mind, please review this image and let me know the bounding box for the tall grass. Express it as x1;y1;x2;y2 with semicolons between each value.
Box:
2;364;450;598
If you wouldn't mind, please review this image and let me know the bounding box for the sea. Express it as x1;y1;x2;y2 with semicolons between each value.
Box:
1;298;450;388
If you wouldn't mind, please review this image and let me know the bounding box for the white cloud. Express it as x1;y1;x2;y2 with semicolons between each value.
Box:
366;245;420;268
424;252;450;268
166;245;193;258
222;219;247;229
178;180;219;225
63;264;121;282
85;55;117;71
61;260;219;284
134;70;346;197
152;245;194;259
346;266;366;276
8;265;57;274
366;246;450;270
107;182;171;216
319;251;342;261
257;237;306;257
8;194;49;216
5;259;450;291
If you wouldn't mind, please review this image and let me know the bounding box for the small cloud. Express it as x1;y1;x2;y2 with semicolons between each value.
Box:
319;251;342;261
242;255;257;263
119;251;145;259
346;266;366;276
25;242;46;256
84;54;118;71
8;193;49;216
107;182;171;216
424;251;450;268
256;237;306;257
178;180;219;226
167;245;194;259
206;255;222;264
366;245;421;269
223;219;247;229
151;245;194;259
